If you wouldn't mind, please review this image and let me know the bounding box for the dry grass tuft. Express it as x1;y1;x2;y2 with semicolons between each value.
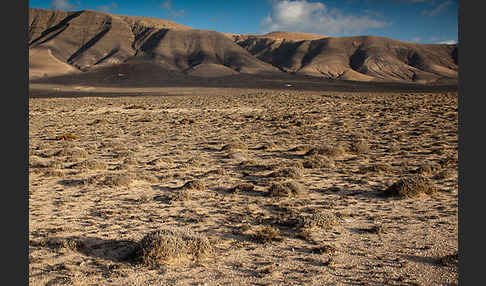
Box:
180;180;205;191
303;155;335;169
239;160;273;171
42;168;65;177
29;156;62;169
231;183;255;194
255;262;279;277
438;157;458;169
297;212;341;230
269;161;304;170
101;173;135;187
267;167;303;178
311;244;337;255
171;189;192;201
251;225;283;244
68;159;107;170
88;119;108;125
170;180;206;201
358;163;393;174
349;140;370;154
131;228;213;267
54;147;88;159
34;237;84;252
433;168;456;180
438;252;458;267
384;176;437;198
415;163;442;176
55;133;78;141
304;144;346;159
360;224;385;235
268;181;305;197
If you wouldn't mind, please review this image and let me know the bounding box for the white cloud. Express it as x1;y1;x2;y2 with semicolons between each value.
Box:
422;0;453;16
261;0;389;35
170;9;187;18
411;37;421;42
160;0;172;10
97;2;118;13
160;0;187;18
51;0;78;11
438;40;457;44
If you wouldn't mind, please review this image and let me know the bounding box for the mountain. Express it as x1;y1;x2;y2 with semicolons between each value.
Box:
233;34;457;83
28;8;279;81
29;8;458;85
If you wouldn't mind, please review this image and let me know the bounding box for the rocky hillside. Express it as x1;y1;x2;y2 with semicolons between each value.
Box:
29;8;457;84
234;34;457;83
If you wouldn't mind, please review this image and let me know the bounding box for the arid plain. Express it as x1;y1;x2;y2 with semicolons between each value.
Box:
29;7;458;285
29;85;458;285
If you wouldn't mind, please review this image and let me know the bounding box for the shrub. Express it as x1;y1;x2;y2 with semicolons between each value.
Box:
54;147;88;159
384;176;436;198
303;155;335;169
55;133;78;141
349;140;370;154
267;167;303;179
251;225;282;244
101;173;135;187
131;228;213;266
304;144;346;159
231;183;254;194
438;252;458;267
180;180;205;191
268;181;305;197
415;163;442;176
358;163;393;174
68;159;107;170
297;212;341;230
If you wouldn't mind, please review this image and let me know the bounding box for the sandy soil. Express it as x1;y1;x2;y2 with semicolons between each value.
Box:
29;87;458;285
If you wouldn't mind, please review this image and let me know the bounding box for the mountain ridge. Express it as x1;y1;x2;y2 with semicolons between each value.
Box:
29;8;458;85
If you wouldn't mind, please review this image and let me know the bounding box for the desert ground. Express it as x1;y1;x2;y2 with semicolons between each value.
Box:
29;86;458;285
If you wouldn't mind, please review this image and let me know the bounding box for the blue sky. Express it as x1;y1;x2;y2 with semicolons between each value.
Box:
29;0;458;44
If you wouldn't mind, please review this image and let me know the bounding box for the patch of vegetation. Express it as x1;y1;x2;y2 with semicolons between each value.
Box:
29;156;62;169
101;173;135;187
358;163;393;174
349;140;370;154
268;181;305;197
54;147;88;159
231;183;255;194
433;169;456;180
437;252;458;267
302;155;335;169
267;167;303;179
251;225;283;244
297;212;341;230
55;133;78;141
129;228;213;267
310;244;337;255
384;176;437;198
180;180;205;191
304;144;346;159
67;159;107;170
415;163;442;176
269;161;304;170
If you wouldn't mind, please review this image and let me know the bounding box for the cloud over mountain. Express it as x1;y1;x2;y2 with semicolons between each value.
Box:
261;0;389;35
